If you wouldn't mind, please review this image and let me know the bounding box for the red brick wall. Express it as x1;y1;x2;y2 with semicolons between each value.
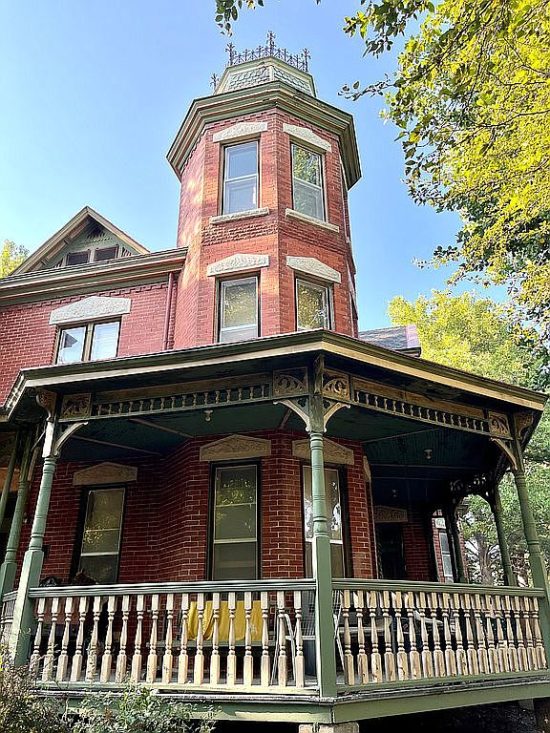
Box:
16;430;375;585
0;281;170;405
173;108;357;349
402;509;434;582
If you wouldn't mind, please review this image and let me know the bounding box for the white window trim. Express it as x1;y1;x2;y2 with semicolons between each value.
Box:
217;275;259;344
291;142;326;222
285;208;340;233
295;277;333;331
222;140;260;216
210;207;269;226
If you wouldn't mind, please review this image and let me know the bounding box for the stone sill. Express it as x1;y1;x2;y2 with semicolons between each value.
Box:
210;208;270;225
285;208;340;233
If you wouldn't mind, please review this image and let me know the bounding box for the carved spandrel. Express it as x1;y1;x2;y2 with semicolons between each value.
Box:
36;389;57;418
60;394;92;420
273;368;309;398
487;411;512;439
514;411;535;441
322;369;351;401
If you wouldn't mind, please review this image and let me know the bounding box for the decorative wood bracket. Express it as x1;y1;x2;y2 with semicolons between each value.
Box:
54;422;88;458
491;437;519;472
274;397;311;432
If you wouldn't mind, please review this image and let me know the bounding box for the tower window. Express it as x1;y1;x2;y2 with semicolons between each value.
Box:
291;144;325;221
56;320;120;364
222;141;259;215
218;276;259;343
296;278;332;331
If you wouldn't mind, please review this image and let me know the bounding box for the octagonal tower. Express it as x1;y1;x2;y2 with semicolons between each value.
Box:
167;35;361;349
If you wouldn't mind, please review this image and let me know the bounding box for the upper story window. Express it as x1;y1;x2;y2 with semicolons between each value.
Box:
63;245;119;267
56;320;120;364
65;251;90;266
291;144;325;221
296;278;332;331
218;276;259;343
223;141;259;215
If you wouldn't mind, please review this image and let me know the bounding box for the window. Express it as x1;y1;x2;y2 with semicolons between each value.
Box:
94;246;118;262
222;141;259;214
296;278;332;330
66;251;90;266
218;276;258;343
303;466;345;577
439;531;455;583
291;143;325;221
78;488;124;584
212;465;258;580
56;320;120;364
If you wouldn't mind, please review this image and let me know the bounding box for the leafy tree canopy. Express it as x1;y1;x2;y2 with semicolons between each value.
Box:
1;240;28;278
214;0;550;385
389;291;549;584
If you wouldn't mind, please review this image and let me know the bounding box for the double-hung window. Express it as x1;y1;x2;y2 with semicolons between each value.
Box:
303;466;345;577
218;276;258;343
78;487;124;584
222;141;259;215
439;531;455;583
56;320;120;364
291;143;325;221
212;465;258;580
296;278;332;331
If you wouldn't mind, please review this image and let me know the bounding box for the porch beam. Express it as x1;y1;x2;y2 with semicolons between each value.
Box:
0;431;35;601
511;417;550;661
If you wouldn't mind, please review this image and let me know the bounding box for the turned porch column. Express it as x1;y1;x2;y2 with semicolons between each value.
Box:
444;502;467;584
489;483;516;587
0;430;21;537
308;391;338;699
511;416;550;660
0;430;35;601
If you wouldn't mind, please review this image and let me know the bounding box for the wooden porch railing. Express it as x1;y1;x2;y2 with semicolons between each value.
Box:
332;580;549;688
26;580;316;691
0;590;16;643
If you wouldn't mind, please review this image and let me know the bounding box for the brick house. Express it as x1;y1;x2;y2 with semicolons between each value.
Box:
0;39;549;732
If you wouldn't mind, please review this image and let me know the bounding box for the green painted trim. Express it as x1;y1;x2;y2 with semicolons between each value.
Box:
333;678;550;722
331;578;546;597
166;81;361;188
0;430;20;532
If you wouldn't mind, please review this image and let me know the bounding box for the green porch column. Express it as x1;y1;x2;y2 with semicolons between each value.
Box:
0;430;21;538
512;424;550;660
309;393;337;700
490;484;516;587
9;419;59;665
0;431;35;601
443;503;467;584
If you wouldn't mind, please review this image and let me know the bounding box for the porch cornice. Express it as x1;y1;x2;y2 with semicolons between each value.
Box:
2;330;546;421
0;248;187;305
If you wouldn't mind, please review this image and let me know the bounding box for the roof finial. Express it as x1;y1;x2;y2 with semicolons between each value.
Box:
267;31;276;56
226;42;236;65
210;73;219;90
302;48;310;72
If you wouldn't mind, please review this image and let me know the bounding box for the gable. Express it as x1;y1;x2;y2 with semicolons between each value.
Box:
12;206;149;275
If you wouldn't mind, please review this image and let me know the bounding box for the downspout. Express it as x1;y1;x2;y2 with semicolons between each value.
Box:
162;272;176;350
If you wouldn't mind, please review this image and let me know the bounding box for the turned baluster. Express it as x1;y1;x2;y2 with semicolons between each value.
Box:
403;592;420;680
493;595;510;673
178;594;190;683
441;593;456;676
451;593;467;677
342;589;356;685
503;595;518;672
227;592;237;686
393;592;408;680
380;590;396;681
85;595;102;682
513;595;528;671
70;596;88;682
56;596;74;683
417;592;433;679
369;590;382;682
276;591;288;686
483;594;499;673
30;597;46;676
473;594;489;673
294;590;305;688
210;593;221;685
42;597;59;682
461;594;478;675
131;594;145;683
146;594;160;683
100;595;117;682
260;591;270;687
193;593;205;685
429;592;445;677
116;595;131;682
243;591;254;686
162;593;175;684
530;596;546;669
354;590;369;684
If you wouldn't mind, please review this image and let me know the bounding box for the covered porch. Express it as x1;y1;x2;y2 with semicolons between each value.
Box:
0;330;548;721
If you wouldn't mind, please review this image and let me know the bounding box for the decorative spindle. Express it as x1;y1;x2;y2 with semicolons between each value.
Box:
116;595;131;682
260;591;270;688
162;594;175;684
70;596;88;682
57;596;74;682
100;595;116;682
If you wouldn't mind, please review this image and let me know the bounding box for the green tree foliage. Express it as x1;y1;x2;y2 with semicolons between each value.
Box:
389;291;550;584
214;0;550;384
1;240;28;277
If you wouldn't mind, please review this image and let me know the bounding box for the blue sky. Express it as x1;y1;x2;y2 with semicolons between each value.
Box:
0;0;467;329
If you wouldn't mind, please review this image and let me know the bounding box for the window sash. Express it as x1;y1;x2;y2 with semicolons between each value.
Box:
296;278;331;331
222;141;259;214
218;277;258;343
79;488;124;584
292;144;325;220
439;531;455;582
56;320;120;364
212;465;258;580
302;466;345;577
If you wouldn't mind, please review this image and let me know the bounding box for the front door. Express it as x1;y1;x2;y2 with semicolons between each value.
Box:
377;523;406;579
